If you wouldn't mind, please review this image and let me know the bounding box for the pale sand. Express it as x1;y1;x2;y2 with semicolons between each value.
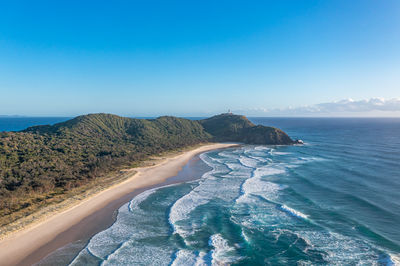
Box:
0;143;238;266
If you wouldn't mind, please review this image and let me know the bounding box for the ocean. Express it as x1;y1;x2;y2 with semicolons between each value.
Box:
2;117;400;265
0;117;71;132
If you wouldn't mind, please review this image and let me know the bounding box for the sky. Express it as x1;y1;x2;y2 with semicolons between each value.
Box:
0;0;399;117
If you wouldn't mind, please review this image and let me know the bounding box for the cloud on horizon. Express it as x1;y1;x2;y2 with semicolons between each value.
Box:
238;98;400;117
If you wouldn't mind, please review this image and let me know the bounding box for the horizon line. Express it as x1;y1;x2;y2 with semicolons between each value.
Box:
1;114;400;119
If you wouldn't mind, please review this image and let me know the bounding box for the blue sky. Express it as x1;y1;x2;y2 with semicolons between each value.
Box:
1;0;399;116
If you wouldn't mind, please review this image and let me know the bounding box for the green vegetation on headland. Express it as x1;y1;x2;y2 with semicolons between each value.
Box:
200;113;294;144
0;113;295;229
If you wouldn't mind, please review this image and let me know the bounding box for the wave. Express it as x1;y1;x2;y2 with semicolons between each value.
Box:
232;202;391;265
248;155;271;163
379;253;400;266
199;152;216;168
225;162;249;172
128;187;158;212
69;248;101;265
168;183;211;238
272;151;292;155
169;153;231;239
290;168;400;229
170;250;208;266
253;166;285;178
240;229;251;245
71;182;186;264
82;206;134;260
300;230;389;264
236;177;282;204
209;234;241;265
101;244;173;266
279;204;308;220
282;156;327;169
238;155;259;168
170;250;197;266
254;146;271;151
200;152;232;175
218;150;238;159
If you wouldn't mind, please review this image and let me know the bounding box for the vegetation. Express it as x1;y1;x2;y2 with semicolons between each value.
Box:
0;113;293;228
200;113;294;144
0;114;210;227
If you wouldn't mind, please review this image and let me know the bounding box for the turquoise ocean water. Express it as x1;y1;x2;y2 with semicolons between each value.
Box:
67;118;400;265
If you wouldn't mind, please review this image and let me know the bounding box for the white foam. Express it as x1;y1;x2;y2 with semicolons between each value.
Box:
245;178;281;195
295;156;327;164
280;204;308;220
102;244;173;266
241;229;251;244
71;182;182;263
170;250;211;266
169;154;230;237
195;252;208;266
237;177;282;203
248;155;270;163
298;230;387;265
218;151;237;159
208;234;240;265
199;152;216;168
254;146;271;151
128;187;158;212
238;156;259;168
200;153;232;176
171;250;197;266
225;162;247;171
273;152;291;155
379;253;400;266
81;204;135;260
234;163;286;204
170;150;254;241
169;176;241;237
169;187;210;237
69;248;97;265
253;166;285;179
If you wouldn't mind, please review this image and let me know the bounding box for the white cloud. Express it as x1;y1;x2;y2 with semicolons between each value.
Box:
236;98;400;117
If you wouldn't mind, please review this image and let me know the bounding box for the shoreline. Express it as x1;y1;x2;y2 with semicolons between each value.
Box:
36;154;212;266
0;143;239;266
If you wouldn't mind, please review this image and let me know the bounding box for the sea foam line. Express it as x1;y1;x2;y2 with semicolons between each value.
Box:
238;155;259;168
128;187;158;212
279;204;308;220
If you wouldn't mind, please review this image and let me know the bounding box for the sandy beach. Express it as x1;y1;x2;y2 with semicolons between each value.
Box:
0;143;238;266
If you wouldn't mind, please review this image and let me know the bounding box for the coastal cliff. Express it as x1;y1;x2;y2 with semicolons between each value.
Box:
0;113;294;228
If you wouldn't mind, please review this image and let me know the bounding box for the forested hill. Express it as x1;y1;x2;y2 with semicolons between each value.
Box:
0;113;294;226
200;113;294;145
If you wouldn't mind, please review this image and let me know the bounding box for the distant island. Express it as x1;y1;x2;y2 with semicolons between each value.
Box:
0;113;296;230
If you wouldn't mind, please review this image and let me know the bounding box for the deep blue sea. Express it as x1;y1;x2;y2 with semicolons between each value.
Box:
0;117;71;132
2;117;400;265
